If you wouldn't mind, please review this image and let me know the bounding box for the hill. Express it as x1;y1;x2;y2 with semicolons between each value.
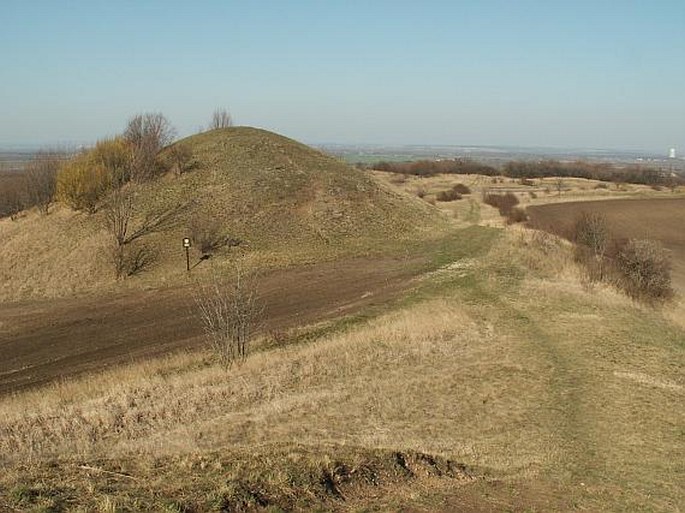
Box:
0;128;445;301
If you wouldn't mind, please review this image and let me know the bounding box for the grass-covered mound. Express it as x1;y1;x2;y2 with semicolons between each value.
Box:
0;127;445;300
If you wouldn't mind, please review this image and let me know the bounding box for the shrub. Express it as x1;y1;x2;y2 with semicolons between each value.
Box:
57;152;111;213
25;152;60;214
415;186;427;198
572;211;610;281
167;142;194;175
92;137;133;186
483;192;519;216
194;267;263;367
452;183;471;195
111;243;157;278
436;188;462;202
573;211;609;258
188;214;232;255
616;239;672;302
0;174;26;219
506;207;528;224
57;138;132;212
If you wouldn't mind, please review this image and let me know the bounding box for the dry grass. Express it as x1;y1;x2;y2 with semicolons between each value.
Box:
0;298;542;467
2;225;683;511
2;188;684;511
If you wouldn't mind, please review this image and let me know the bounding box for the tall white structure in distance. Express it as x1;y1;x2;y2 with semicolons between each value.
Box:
669;148;676;159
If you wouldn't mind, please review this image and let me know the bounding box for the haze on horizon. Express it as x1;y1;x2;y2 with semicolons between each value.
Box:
1;0;683;153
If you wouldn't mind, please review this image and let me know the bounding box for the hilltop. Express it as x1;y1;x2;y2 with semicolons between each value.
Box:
0;128;445;300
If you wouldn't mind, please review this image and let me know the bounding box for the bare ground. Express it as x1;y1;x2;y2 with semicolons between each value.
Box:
527;197;685;291
0;254;424;395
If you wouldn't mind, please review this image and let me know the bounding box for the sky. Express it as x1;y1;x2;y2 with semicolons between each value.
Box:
1;0;684;152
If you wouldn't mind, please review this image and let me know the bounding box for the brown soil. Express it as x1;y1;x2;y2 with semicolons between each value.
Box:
0;254;425;396
527;197;685;291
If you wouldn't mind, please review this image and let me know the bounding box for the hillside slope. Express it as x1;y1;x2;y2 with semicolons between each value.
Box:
0;128;445;300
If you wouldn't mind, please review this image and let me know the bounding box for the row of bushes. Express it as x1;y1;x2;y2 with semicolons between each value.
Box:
371;158;682;187
373;159;498;177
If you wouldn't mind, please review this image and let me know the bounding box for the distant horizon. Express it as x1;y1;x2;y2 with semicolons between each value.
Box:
2;1;683;156
0;130;674;159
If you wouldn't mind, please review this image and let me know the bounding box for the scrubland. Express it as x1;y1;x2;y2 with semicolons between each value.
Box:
1;222;683;512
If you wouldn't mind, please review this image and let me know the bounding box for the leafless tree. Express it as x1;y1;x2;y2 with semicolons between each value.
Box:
104;188;134;248
0;173;26;220
25;152;61;214
124;113;176;181
209;108;234;130
555;178;565;197
573;211;610;281
194;267;262;367
103;187;188;278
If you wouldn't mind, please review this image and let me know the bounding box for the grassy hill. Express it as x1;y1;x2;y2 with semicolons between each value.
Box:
0;128;445;301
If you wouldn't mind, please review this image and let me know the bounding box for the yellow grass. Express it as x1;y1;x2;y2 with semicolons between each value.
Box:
2;225;683;511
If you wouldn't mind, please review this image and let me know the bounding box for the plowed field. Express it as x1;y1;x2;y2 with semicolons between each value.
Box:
527;197;685;291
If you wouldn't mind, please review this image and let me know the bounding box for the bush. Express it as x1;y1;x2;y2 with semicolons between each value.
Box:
452;183;471;195
111;243;157;278
25;152;60;214
572;211;610;282
188;214;233;255
57;152;111;213
616;239;672;302
483;192;519;216
0;174;26;219
436;188;462;202
167;142;194;175
194;267;263;367
506;207;528;224
57;138;132;212
574;212;609;258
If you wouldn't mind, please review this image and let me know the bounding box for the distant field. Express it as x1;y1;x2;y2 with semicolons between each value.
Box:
527;198;685;291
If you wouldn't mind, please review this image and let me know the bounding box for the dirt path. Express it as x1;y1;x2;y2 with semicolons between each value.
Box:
0;254;425;395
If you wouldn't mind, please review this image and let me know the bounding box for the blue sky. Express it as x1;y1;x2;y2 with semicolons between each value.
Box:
1;0;683;152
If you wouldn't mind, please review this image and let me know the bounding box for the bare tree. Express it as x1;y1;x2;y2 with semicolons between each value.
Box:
194;267;262;367
0;173;26;220
555;178;565;197
103;187;187;278
25;152;61;214
104;188;135;278
209;108;234;130
104;188;134;247
124;113;176;181
573;211;610;281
